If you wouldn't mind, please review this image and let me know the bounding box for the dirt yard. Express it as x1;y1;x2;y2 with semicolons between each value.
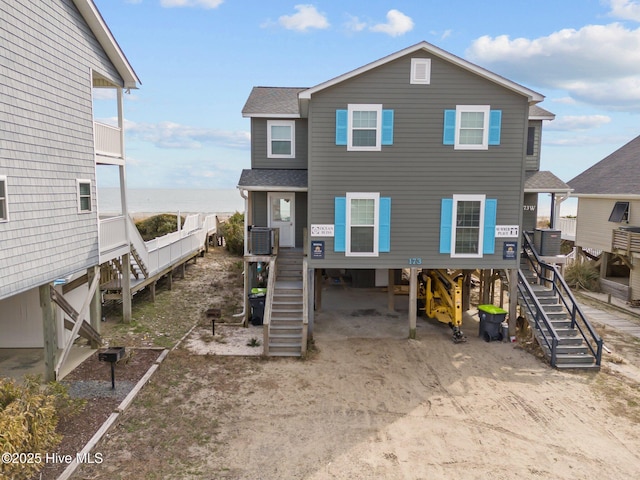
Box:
68;248;640;480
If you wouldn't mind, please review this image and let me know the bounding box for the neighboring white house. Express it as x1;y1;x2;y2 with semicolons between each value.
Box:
0;0;140;380
568;134;640;302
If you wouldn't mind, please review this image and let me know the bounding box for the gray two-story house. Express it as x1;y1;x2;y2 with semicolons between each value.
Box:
239;41;553;356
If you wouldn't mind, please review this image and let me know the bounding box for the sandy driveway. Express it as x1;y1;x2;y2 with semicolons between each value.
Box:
73;252;640;480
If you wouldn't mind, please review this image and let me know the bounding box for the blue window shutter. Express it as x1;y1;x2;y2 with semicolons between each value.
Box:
382;110;394;145
440;198;453;254
334;197;346;252
489;110;502;145
379;197;391;252
443;110;456;145
483;199;497;254
336;110;347;146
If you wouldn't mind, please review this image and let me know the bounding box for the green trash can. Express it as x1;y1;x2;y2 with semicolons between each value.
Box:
478;304;507;342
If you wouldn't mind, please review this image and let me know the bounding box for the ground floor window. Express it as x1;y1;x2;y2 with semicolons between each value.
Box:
347;192;379;256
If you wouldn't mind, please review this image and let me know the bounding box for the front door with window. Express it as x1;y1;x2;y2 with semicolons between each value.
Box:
268;192;295;247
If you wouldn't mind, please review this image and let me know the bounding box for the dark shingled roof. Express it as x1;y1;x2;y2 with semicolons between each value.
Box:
237;169;308;190
568;135;640;195
524;171;571;193
242;87;306;117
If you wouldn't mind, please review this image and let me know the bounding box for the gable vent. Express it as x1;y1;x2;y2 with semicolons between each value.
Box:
411;58;431;85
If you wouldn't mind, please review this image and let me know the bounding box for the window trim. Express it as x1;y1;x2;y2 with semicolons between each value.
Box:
0;175;8;222
455;105;490;150
77;179;92;213
346;192;380;257
267;120;295;158
609;201;630;223
347;104;382;152
451;194;485;258
410;58;431;84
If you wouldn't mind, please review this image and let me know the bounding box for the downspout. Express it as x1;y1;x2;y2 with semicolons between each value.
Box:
232;188;250;319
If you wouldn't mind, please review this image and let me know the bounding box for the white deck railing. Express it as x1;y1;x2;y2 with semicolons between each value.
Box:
557;217;577;241
100;213;217;276
94;121;122;158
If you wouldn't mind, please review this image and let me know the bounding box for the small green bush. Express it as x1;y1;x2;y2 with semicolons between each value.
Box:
135;214;184;241
564;261;600;291
219;212;244;256
0;376;84;480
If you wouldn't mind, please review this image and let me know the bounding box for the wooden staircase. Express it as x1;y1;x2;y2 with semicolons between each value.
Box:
268;249;305;357
518;233;602;370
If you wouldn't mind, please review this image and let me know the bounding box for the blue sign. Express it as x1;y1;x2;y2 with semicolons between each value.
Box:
311;241;325;259
503;241;518;260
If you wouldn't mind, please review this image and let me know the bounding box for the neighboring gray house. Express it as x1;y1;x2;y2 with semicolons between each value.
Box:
238;42;557;355
0;0;140;380
568;135;640;302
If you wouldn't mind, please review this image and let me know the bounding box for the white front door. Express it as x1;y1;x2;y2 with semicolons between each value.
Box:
268;192;295;247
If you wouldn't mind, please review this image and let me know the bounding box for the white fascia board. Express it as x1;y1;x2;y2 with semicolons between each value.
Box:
235;186;307;192
529;114;556;121
525;188;574;194
298;41;544;104
241;113;301;119
72;0;141;89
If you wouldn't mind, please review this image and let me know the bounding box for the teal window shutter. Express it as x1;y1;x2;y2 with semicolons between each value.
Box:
382;110;394;145
439;198;453;253
334;197;346;252
336;110;347;146
483;199;497;254
443;110;456;145
489;110;502;145
379;197;391;252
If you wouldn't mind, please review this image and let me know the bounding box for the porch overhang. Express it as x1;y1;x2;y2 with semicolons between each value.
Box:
237;169;308;192
524;171;572;195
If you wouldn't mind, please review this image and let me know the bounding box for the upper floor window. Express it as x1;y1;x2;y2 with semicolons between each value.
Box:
348;104;382;151
0;176;8;222
77;179;92;213
443;106;502;150
267;120;295;158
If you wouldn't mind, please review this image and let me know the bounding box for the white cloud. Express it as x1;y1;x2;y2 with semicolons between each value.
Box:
370;9;414;37
123;120;250;149
545;115;612;131
344;14;366;33
278;5;330;32
607;0;640;21
466;23;640;109
160;0;223;9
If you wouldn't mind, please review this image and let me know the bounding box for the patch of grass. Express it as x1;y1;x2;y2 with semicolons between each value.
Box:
247;338;261;347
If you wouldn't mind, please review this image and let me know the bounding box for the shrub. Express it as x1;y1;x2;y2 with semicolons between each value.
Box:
219;212;244;256
0;376;84;479
564;261;600;291
135;214;184;241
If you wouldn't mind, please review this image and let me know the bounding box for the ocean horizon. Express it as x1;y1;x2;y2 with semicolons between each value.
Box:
97;188;245;216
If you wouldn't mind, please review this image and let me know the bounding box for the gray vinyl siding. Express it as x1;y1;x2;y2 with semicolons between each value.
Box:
251;118;308;169
306;52;528;270
0;0;124;299
526;120;542;171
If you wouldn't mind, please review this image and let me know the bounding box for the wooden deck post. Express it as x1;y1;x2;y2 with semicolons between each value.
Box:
409;267;417;339
388;269;395;313
508;268;518;338
314;268;323;311
122;252;132;324
167;271;173;291
87;266;101;348
39;284;58;382
150;281;156;302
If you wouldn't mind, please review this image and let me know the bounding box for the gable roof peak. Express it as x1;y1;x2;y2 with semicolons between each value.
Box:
298;40;544;104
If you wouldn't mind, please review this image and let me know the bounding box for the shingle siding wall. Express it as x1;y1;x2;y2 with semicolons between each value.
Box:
251;118;308;169
0;0;123;299
307;52;528;270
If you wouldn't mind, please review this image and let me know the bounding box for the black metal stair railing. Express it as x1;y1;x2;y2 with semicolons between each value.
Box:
521;232;603;367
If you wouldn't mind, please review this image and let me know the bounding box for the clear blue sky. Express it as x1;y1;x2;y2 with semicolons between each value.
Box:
94;0;640;194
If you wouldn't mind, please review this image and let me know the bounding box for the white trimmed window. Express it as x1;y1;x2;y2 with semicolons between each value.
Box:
77;179;92;213
410;58;431;84
455;105;490;150
346;192;379;256
267;120;295;158
348;104;382;151
0;176;8;222
452;194;485;258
